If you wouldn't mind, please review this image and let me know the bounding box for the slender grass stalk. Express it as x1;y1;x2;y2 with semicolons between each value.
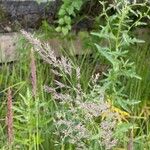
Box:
6;88;13;148
35;98;39;150
30;48;37;97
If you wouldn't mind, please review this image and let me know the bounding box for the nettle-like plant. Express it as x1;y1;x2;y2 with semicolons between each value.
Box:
92;0;150;111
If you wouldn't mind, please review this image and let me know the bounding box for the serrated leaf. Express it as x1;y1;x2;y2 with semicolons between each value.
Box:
125;100;141;105
116;122;135;133
55;26;61;32
58;18;65;25
73;1;83;11
66;6;74;15
64;16;71;24
95;44;114;64
117;99;131;112
62;27;69;35
58;9;66;16
91;31;116;40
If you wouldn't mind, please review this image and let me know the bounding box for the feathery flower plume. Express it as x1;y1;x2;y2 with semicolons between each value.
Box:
21;30;119;149
44;85;71;101
79;102;109;118
21;30;73;76
21;30;58;67
54;80;70;89
76;67;80;80
100;117;118;149
91;73;100;84
44;85;56;94
6;88;13;144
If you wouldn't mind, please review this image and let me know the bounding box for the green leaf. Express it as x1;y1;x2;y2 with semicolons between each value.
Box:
117;99;131;112
66;24;71;30
73;1;83;11
58;18;65;25
116;122;134;133
135;21;147;26
64;16;71;24
129;9;138;17
13;106;24;113
95;44;114;64
62;27;69;35
66;6;74;15
58;9;66;16
91;31;116;40
124;99;141;105
55;27;61;32
132;38;145;43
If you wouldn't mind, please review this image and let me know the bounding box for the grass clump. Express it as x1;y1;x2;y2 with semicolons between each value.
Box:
0;0;150;150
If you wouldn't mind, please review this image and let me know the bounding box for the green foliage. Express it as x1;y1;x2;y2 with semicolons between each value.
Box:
13;89;51;149
56;0;84;35
1;0;150;150
0;7;5;20
92;0;150;109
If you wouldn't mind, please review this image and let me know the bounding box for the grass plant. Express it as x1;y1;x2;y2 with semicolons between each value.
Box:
0;0;150;150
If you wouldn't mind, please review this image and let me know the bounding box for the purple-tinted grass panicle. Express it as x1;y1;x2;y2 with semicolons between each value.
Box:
56;119;89;149
21;30;58;67
44;85;56;94
30;48;37;97
6;88;13;144
51;69;62;77
76;67;82;91
76;67;81;80
21;30;73;76
80;102;109;118
100;119;117;149
59;56;72;76
44;85;71;102
54;80;70;89
91;73;100;84
21;29;119;149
